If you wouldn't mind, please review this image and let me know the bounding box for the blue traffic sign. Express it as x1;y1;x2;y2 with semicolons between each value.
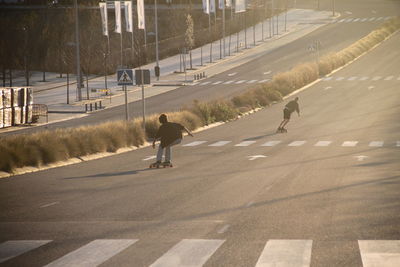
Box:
117;69;134;85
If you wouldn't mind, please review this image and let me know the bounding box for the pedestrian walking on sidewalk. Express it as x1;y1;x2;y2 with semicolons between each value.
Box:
150;114;193;168
277;97;300;133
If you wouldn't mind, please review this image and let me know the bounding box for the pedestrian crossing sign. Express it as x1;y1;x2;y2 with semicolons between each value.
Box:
117;69;134;85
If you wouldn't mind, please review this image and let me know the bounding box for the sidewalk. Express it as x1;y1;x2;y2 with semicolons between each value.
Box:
2;9;335;133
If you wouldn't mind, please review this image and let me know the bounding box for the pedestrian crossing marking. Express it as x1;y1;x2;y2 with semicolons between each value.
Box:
235;141;257;146
369;141;384;147
0;240;52;263
396;141;400;147
235;80;247;84
360;76;369;81
255;239;312;267
223;80;235;84
323;77;333;81
361;18;368;22
228;72;237;76
336;77;345;81
208;141;232;147
261;140;281;146
342;141;358;147
149;239;224;267
322;75;399;82
353;18;360;22
288;141;306;147
384;76;393;80
369;17;376;21
44;239;137;267
200;81;211;85
258;79;270;83
247;80;258;84
315;141;332;147
359;240;400;267
372;76;382;81
348;76;358;81
182;141;207;147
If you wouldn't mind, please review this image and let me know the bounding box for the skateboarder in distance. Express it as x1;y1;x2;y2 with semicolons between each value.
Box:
277;97;300;133
151;114;193;168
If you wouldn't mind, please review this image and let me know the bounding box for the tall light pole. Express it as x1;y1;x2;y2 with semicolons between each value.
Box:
74;0;82;101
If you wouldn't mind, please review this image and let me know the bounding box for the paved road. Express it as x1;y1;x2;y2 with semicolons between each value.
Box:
0;0;399;266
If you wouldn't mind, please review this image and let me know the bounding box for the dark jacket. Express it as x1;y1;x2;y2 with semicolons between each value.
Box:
155;122;184;148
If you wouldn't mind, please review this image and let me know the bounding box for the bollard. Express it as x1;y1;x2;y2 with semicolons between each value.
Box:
90;103;93;112
203;72;206;78
194;75;196;81
100;101;102;109
85;104;88;112
95;102;98;110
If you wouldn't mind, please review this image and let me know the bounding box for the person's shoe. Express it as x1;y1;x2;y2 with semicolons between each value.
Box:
150;161;162;168
162;161;173;167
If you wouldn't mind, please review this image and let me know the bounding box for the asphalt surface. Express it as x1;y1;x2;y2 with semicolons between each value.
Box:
0;0;399;266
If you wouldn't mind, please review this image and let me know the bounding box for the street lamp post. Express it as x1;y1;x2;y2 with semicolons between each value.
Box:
155;0;160;80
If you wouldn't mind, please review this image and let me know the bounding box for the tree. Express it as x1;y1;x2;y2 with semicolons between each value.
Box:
185;14;195;69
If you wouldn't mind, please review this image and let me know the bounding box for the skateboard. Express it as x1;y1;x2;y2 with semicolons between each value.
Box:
149;162;173;168
276;127;288;133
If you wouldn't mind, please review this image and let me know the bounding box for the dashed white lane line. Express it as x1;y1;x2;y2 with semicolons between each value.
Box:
247;80;258;84
228;72;237;76
353;18;360;22
369;141;384;147
261;141;281;146
360;76;369;81
150;239;224;267
45;239;137;267
359;240;400;267
263;71;272;75
248;155;267;161
182;141;207;147
255;240;313;267
376;17;384;21
199;81;211;85
384;76;393;81
235;141;257;146
40;202;60;208
323;77;333;81
223;80;235;84
288;141;306;147
336;77;345;81
0;240;52;263
314;141;332;147
258;79;270;83
348;76;358;81
324;86;332;90
345;18;354;22
212;81;223;85
342;141;358;147
360;18;368;22
369;17;376;21
217;224;230;234
338;18;346;23
208;141;231;147
372;76;382;81
235;80;247;84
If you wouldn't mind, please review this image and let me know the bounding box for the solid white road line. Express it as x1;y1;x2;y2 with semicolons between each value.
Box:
261;141;281;147
0;240;52;263
150;239;224;267
45;239;137;267
255;239;312;267
288;141;306;147
369;141;384;147
212;81;223;85
182;141;207;147
208;141;232;147
359;240;400;267
314;141;332;147
235;141;257;146
342;141;358;147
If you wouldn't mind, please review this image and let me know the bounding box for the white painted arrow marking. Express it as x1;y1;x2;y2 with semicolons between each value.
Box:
355;155;369;161
248;155;267;161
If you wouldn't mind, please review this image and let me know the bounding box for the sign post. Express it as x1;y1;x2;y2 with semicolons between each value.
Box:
135;69;150;129
117;69;134;120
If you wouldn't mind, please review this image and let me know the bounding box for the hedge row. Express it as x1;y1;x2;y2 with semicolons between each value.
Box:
1;18;399;174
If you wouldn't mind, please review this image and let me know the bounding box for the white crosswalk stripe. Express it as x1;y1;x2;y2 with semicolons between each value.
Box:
360;18;368;22
44;239;137;267
223;80;235;84
360;76;369;81
372;76;382;81
345;18;354;22
199;81;211;85
336;77;345;81
353;18;360;22
376;17;384;21
323;77;333;81
369;141;384;147
235;80;247;84
396;141;400;147
314;141;332;147
261;141;281;146
338;18;346;23
208;141;232;147
288;141;306;147
255;240;313;267
150;239;224;267
369;17;376;21
235;141;257;146
348;76;358;81
384;76;393;80
258;79;270;83
247;80;258;84
342;141;358;147
359;240;400;267
0;240;52;263
182;141;207;147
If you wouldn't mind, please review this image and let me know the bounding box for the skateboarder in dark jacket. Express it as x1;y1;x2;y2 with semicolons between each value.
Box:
151;114;193;167
277;97;300;132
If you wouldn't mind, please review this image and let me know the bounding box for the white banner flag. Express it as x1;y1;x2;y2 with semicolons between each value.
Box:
210;0;216;13
99;2;108;36
124;1;133;32
202;0;210;14
235;0;246;13
226;0;231;7
114;1;121;33
137;0;145;30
